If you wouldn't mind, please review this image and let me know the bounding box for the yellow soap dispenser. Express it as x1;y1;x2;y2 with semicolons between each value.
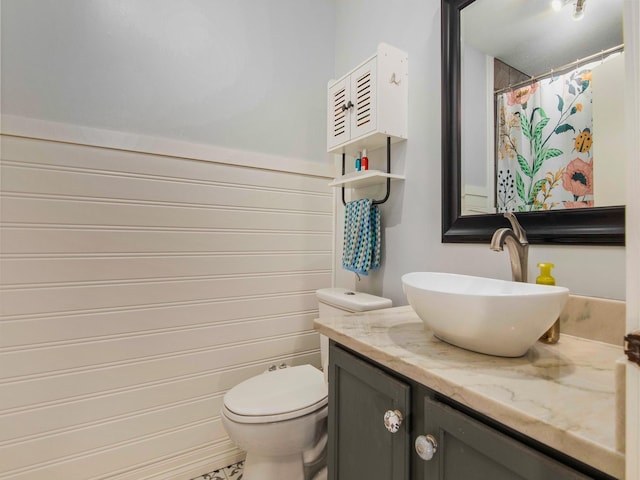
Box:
537;263;560;344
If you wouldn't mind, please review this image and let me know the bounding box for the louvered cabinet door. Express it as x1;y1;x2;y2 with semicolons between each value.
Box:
327;57;378;152
349;57;377;142
327;77;351;151
326;43;407;155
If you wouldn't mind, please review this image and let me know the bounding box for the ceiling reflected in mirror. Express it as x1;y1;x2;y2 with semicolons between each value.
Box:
462;0;623;76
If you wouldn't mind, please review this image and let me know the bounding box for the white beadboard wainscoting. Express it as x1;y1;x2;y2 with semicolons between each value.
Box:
0;129;334;480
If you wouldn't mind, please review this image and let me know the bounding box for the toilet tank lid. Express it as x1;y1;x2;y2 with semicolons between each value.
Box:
316;288;392;312
223;365;327;418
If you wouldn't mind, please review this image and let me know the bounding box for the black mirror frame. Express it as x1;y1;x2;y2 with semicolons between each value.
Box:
441;0;625;245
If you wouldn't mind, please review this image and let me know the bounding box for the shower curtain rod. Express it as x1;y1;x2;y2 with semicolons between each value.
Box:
494;43;624;95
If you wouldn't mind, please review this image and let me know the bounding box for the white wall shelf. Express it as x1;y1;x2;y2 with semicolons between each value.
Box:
329;170;405;188
330;137;401;205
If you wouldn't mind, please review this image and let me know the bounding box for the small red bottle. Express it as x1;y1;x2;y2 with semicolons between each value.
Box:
361;148;369;170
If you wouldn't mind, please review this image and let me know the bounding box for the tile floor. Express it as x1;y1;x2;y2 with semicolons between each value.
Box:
192;461;243;480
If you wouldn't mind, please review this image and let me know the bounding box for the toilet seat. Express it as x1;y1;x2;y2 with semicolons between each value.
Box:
223;365;328;424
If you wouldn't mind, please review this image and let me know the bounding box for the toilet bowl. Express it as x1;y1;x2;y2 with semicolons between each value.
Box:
221;365;328;480
220;288;391;480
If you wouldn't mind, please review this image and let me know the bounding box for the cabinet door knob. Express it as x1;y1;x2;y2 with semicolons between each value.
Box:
383;409;403;433
341;100;354;112
415;434;438;461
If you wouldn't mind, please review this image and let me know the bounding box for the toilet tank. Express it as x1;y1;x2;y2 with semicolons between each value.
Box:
316;288;392;316
316;288;392;382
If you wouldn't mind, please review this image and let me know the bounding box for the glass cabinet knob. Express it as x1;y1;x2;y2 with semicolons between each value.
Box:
383;409;403;433
415;434;438;461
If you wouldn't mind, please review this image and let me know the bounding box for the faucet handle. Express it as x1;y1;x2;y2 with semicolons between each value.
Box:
503;212;528;244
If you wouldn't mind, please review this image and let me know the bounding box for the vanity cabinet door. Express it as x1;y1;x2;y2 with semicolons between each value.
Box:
328;344;410;480
418;396;592;480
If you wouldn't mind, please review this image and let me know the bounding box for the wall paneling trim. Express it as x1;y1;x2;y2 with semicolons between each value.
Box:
0;131;334;480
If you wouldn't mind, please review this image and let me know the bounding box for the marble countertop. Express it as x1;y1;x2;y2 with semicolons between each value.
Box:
314;306;625;479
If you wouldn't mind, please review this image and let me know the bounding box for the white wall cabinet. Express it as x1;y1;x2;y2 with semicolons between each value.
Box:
327;43;408;156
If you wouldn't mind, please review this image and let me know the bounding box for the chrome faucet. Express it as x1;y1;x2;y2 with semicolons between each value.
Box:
490;212;529;283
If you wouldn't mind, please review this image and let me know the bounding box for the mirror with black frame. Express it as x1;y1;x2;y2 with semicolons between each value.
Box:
441;0;625;245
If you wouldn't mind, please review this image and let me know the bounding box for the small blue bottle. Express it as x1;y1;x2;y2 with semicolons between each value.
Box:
355;152;362;171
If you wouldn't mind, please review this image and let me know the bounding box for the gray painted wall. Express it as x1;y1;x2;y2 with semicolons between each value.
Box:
1;0;625;301
1;0;335;163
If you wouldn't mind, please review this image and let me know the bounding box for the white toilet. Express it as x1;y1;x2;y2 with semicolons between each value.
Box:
220;287;392;480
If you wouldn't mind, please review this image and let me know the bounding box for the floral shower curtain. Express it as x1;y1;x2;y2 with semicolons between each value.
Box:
496;63;596;212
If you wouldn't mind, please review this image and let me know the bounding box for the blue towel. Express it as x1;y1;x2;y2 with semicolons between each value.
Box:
342;199;381;275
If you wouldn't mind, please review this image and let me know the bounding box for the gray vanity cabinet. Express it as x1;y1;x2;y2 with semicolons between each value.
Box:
420;396;590;479
328;342;410;479
328;342;613;480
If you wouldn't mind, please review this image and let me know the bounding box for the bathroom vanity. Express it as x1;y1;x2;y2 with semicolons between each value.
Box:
314;306;625;479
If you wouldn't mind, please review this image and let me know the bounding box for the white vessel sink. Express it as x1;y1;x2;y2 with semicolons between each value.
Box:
401;272;569;357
